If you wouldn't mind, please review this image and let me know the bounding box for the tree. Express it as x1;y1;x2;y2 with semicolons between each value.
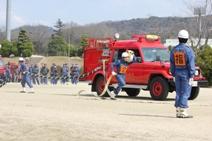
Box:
80;34;88;48
47;35;68;56
54;19;65;36
0;40;12;57
67;44;83;57
11;41;18;56
196;45;212;85
17;29;33;57
62;22;78;43
28;25;53;55
185;0;212;49
0;40;18;57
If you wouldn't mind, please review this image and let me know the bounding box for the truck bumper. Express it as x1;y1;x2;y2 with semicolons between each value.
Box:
169;79;209;88
197;80;209;87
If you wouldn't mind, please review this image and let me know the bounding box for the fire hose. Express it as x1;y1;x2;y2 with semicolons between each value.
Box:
77;59;114;99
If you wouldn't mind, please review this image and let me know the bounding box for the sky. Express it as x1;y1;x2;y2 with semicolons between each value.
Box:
0;0;203;29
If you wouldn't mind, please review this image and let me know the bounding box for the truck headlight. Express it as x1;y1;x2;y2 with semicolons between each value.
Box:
195;70;199;76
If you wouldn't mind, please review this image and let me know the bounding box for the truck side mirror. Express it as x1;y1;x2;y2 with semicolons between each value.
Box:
136;57;142;63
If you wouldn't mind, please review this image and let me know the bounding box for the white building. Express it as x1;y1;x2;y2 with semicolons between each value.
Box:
165;39;212;47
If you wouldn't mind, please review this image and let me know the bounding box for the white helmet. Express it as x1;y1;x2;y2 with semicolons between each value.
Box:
122;52;129;58
127;50;135;63
178;29;189;39
19;57;24;61
127;50;134;55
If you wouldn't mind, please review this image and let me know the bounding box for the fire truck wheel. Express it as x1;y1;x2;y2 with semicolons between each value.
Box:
125;88;140;97
95;76;109;96
189;87;200;100
149;76;169;100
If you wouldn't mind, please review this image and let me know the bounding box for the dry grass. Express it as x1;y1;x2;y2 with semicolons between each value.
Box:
2;56;83;68
2;57;19;64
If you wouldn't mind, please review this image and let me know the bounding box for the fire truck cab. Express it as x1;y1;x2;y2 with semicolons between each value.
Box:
80;34;208;100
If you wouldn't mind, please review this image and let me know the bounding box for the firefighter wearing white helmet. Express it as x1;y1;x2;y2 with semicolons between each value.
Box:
18;57;34;93
178;29;189;39
121;52;129;61
126;50;136;63
19;57;24;62
170;29;195;118
110;51;137;99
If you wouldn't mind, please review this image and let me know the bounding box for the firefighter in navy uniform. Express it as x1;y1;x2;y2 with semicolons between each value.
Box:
61;63;69;84
50;63;57;85
18;57;34;93
72;64;80;84
170;29;195;118
111;51;136;99
40;63;49;85
32;64;40;85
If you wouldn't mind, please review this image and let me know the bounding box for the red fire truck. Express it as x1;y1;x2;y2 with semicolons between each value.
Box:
80;34;208;100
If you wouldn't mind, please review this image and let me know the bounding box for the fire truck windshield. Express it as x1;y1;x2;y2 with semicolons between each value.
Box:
141;48;170;62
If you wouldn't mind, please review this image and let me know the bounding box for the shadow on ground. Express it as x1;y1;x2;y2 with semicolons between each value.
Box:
119;113;176;119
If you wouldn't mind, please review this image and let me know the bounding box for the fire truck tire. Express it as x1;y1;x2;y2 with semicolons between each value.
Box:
95;75;112;97
189;87;200;100
95;76;105;96
125;88;140;97
149;76;169;100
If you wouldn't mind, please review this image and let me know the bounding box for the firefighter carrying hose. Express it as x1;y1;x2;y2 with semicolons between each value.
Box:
110;51;136;99
170;29;195;118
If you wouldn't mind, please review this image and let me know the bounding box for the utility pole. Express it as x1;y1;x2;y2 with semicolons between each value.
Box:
194;2;206;48
6;0;11;41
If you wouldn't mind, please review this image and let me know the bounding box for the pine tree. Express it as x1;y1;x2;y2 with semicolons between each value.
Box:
47;35;68;56
54;19;65;36
17;29;33;57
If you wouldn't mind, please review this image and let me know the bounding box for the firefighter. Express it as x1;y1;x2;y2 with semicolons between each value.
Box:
32;64;40;85
127;50;136;62
56;65;62;84
28;64;33;82
40;63;49;85
70;64;74;82
40;63;44;84
111;51;135;99
9;62;18;82
71;64;80;84
14;66;20;82
61;63;69;84
170;29;195;118
50;63;57;85
5;63;11;82
18;57;34;93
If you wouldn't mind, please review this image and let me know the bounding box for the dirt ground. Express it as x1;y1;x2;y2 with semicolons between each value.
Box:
0;83;212;141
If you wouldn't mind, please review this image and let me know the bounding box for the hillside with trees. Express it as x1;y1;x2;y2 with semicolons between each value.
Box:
1;15;212;55
0;15;212;85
